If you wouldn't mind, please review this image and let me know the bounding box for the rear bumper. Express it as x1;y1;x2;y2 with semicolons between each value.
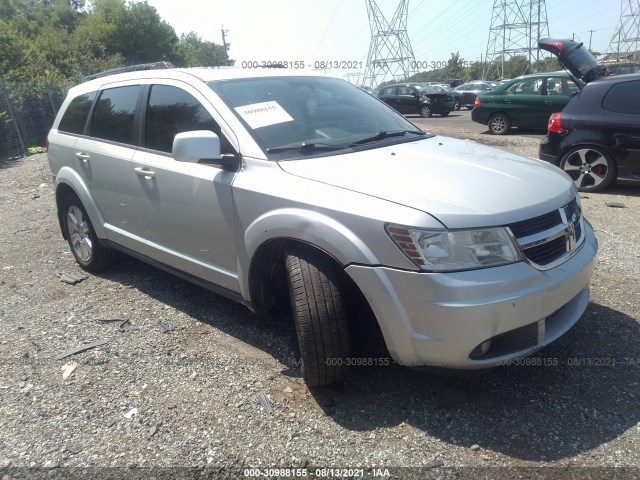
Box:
471;107;491;125
539;135;562;166
345;220;598;369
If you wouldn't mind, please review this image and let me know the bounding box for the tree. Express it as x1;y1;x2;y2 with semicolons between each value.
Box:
81;0;179;64
177;32;229;67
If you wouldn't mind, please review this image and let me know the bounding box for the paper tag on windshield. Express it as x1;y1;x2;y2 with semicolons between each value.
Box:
234;101;294;129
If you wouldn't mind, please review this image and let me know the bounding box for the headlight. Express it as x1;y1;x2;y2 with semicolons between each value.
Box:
386;225;521;272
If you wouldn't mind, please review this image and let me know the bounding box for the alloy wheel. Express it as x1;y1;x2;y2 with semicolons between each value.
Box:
67;205;92;263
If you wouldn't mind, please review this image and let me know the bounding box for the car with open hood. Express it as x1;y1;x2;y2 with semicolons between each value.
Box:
46;64;597;387
538;38;640;191
377;83;455;117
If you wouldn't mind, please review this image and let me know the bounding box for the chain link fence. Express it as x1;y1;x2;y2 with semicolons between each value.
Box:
0;79;71;161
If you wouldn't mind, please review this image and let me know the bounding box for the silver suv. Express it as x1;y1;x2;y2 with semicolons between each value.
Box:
47;65;598;386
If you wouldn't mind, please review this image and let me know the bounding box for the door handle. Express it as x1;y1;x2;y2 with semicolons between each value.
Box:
543;100;553;105
134;167;155;179
75;152;90;164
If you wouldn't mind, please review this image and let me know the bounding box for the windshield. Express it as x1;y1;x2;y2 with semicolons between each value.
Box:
208;76;422;158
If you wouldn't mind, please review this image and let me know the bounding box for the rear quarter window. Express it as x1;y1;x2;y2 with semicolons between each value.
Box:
58;92;96;134
602;80;640;114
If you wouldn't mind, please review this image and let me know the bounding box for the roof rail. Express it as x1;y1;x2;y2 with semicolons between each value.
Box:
81;61;175;83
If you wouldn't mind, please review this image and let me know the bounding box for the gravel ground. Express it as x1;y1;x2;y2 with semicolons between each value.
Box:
1;121;639;479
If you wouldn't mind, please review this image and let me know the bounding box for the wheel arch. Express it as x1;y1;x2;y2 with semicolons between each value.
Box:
54;167;107;240
242;209;385;329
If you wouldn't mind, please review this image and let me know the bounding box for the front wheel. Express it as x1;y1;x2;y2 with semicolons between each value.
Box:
62;194;114;271
419;104;432;118
488;113;511;135
285;246;352;387
560;146;616;192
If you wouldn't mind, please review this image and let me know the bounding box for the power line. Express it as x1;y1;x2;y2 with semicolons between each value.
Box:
607;0;640;62
483;0;549;80
363;0;417;87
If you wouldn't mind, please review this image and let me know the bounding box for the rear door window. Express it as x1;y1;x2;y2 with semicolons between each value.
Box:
58;92;96;134
91;85;140;144
603;80;640;114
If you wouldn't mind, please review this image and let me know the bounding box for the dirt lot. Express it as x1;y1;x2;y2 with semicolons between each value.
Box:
1;119;639;479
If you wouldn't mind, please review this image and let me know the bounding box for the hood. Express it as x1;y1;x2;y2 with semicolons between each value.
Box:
538;38;607;83
278;136;576;229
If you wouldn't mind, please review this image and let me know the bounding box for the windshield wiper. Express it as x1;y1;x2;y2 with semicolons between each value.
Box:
266;142;349;154
350;129;426;146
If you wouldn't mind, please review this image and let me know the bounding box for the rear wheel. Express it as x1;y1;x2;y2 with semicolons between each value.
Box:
61;194;114;271
419;104;432;118
560;146;616;192
488;113;511;135
454;100;461;111
285;246;351;387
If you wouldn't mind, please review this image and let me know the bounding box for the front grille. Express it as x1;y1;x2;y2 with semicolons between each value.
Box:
509;210;562;238
508;198;584;270
524;235;567;265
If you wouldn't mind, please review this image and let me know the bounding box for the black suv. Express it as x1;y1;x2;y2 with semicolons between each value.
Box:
377;83;455;118
538;38;640;192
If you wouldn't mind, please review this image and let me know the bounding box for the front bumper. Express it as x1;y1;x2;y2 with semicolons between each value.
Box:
345;220;598;369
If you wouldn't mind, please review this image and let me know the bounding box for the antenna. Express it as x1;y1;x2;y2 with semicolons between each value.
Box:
362;0;417;88
607;0;640;63
483;0;549;80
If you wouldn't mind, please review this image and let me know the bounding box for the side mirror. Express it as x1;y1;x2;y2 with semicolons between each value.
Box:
172;130;238;171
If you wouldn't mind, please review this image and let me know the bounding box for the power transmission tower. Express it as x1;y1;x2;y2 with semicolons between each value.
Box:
607;0;640;62
362;0;417;88
483;0;549;80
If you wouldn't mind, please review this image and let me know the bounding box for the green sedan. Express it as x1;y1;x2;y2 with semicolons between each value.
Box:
471;72;584;134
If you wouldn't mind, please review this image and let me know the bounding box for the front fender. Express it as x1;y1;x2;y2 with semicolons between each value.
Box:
54;166;107;239
237;208;383;300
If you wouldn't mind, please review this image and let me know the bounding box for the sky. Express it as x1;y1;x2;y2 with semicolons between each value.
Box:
142;0;627;81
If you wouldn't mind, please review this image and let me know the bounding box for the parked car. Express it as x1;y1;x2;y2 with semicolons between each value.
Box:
471;72;583;135
377;83;455;117
454;81;495;109
538;38;640;192
359;85;377;95
47;65;597;387
427;83;462;110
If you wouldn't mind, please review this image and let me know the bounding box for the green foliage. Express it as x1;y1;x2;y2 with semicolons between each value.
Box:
28;146;47;153
81;0;179;65
178;32;231;67
1;0;229;83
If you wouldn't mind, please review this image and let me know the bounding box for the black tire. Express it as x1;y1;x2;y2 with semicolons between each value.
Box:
454;100;461;111
441;111;450;117
61;194;115;272
419;104;432;118
285;246;351;387
488;113;511;135
560;146;616;192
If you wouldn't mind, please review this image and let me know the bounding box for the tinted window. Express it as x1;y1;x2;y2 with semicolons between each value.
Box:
397;86;413;95
145;85;220;154
379;87;395;96
91;86;139;144
545;77;581;96
506;78;543;95
59;92;96;134
603;80;640;115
